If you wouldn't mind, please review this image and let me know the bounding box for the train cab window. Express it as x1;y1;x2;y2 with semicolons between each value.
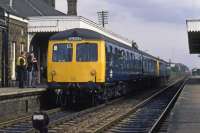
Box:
76;43;98;62
52;43;73;62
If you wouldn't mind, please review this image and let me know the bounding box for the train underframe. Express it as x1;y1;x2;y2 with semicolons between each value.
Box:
47;76;168;108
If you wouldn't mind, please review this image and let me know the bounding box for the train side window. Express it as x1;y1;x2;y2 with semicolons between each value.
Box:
135;53;138;71
122;50;125;71
143;57;146;73
110;46;113;60
132;53;135;71
52;43;73;62
132;52;135;71
126;52;128;70
127;52;130;71
106;45;110;62
137;54;140;72
138;54;142;72
76;43;98;62
106;45;113;66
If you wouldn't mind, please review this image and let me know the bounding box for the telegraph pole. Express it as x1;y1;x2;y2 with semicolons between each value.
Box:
97;11;108;27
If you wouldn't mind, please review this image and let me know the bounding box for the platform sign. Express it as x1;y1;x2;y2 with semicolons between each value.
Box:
0;7;5;27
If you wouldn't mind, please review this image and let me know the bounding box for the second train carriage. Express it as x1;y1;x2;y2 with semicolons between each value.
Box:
47;28;169;103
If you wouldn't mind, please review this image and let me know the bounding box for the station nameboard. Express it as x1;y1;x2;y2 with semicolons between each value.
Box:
0;7;5;27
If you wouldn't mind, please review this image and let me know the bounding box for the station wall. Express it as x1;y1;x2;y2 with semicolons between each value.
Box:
0;17;28;84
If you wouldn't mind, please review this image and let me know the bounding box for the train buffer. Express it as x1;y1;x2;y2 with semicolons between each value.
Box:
168;76;200;133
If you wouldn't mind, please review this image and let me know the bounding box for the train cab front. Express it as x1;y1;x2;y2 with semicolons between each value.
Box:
47;37;106;90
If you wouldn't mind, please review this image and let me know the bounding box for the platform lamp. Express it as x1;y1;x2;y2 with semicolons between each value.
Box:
97;11;109;27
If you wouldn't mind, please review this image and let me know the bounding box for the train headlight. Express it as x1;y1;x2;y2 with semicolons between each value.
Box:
51;70;56;76
90;70;96;76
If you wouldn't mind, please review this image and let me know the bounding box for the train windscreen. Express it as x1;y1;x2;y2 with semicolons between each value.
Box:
76;43;98;62
52;43;73;62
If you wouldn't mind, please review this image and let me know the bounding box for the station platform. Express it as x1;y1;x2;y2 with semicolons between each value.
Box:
168;76;200;133
0;87;46;99
0;86;47;122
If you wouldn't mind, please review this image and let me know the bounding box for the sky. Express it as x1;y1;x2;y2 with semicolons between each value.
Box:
55;0;200;69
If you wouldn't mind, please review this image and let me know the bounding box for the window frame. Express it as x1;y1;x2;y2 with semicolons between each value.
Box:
76;43;98;62
52;43;73;62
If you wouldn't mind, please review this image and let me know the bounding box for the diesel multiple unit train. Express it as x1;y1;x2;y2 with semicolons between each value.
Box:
47;28;171;104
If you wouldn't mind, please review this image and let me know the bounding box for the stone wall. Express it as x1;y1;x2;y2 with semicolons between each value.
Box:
9;18;28;82
0;17;28;83
0;95;41;122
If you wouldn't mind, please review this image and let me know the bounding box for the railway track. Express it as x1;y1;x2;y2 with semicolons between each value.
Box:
45;79;184;133
0;78;185;133
0;108;72;133
0;96;124;133
45;78;186;133
97;79;186;133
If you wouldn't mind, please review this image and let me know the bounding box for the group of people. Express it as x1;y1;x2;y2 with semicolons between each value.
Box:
16;51;39;88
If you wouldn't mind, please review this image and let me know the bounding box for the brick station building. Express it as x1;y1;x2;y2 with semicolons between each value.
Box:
0;0;132;87
0;0;64;86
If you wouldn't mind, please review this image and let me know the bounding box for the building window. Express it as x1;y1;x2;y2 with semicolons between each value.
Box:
11;41;16;80
21;29;24;36
11;41;16;59
20;43;25;53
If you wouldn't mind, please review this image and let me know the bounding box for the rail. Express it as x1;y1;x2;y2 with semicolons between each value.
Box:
91;78;187;133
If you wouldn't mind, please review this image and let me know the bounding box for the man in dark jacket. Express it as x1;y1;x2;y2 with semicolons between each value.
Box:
17;51;26;88
32;53;39;87
27;52;33;87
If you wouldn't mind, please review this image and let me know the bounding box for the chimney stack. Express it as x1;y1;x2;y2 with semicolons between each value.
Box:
9;0;13;8
67;0;77;16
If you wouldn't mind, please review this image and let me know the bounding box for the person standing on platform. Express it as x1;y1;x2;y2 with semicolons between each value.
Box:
17;51;26;88
27;52;33;87
32;53;39;88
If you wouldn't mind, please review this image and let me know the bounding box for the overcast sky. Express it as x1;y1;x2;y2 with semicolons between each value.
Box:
55;0;200;69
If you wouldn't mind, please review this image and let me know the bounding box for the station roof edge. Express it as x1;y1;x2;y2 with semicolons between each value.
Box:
28;16;133;46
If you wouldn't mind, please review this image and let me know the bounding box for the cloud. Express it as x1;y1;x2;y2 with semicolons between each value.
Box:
110;0;200;23
55;0;200;68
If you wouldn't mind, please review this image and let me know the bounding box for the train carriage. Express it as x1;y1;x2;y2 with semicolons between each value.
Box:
47;28;169;104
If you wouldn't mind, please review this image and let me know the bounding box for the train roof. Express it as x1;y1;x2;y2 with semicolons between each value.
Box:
50;28;168;64
50;28;133;49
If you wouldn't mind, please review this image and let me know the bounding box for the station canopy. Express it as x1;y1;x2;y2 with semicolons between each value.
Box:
187;20;200;54
28;16;132;47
